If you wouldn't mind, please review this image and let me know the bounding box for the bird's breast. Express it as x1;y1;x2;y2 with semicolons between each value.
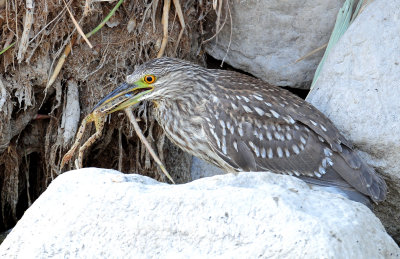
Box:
154;100;221;165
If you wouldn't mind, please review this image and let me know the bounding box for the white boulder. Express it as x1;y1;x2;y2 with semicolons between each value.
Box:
0;168;398;258
306;0;400;242
206;0;344;88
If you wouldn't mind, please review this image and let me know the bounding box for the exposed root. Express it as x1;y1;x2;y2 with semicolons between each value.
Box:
201;0;229;45
23;155;32;207
17;0;34;63
0;77;7;112
0;145;20;227
28;5;67;45
60;80;80;145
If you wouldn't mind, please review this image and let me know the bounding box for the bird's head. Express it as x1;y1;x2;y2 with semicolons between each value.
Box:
92;57;206;114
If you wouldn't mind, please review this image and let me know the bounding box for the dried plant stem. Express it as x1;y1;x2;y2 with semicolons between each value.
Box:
29;5;67;44
118;127;123;172
46;0;124;89
23;155;32;206
172;0;185;54
158;0;185;57
215;0;223;42
295;43;328;64
201;0;229;45
46;34;77;88
221;0;232;65
157;0;171;58
63;0;92;48
125;108;175;184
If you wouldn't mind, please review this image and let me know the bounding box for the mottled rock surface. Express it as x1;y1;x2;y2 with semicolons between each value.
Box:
307;0;400;243
206;0;344;88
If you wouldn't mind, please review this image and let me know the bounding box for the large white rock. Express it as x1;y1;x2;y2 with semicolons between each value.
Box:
206;0;344;88
0;168;398;258
306;0;400;242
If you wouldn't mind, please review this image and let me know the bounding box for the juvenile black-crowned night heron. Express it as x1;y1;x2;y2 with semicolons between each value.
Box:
83;57;387;205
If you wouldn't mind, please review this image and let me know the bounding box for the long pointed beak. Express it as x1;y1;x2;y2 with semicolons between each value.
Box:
92;82;153;114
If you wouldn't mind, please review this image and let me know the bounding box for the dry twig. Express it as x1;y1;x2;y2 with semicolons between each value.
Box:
125;108;175;184
201;0;229;45
157;0;171;58
157;0;186;57
63;0;93;48
46;34;78;89
221;0;232;65
172;0;185;54
118;127;123;172
295;43;328;64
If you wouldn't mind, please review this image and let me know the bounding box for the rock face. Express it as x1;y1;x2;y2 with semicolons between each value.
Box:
0;168;398;258
206;0;344;88
191;156;224;180
306;0;400;243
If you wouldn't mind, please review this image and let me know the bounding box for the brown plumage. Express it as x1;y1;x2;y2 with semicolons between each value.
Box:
95;57;387;205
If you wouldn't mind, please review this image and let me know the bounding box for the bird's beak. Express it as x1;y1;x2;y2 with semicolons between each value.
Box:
92;81;154;114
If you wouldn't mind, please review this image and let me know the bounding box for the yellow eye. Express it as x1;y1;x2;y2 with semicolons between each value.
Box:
144;75;156;84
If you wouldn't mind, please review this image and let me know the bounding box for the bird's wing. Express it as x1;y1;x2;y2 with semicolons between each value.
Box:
260;86;386;201
200;72;386;201
201;89;330;178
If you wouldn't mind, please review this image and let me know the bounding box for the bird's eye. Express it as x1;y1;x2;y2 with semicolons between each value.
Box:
144;75;156;84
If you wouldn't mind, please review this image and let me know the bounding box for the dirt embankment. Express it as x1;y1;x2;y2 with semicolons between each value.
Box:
0;0;219;232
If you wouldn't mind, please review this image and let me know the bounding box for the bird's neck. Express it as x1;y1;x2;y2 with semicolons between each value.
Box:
152;93;207;153
153;97;197;129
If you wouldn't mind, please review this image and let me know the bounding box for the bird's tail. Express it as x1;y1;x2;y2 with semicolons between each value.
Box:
300;172;372;208
300;146;387;205
331;146;387;203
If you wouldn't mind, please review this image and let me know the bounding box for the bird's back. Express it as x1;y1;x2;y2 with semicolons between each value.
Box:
191;69;387;204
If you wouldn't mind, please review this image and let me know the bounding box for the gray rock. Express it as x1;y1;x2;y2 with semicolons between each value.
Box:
191;156;224;180
0;168;398;258
206;0;344;88
306;0;400;243
163;138;193;184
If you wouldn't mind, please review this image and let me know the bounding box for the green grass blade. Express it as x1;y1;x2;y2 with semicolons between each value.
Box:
310;0;363;90
85;0;124;39
0;42;15;56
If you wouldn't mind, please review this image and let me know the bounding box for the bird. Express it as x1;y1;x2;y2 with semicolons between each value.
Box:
87;57;387;206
